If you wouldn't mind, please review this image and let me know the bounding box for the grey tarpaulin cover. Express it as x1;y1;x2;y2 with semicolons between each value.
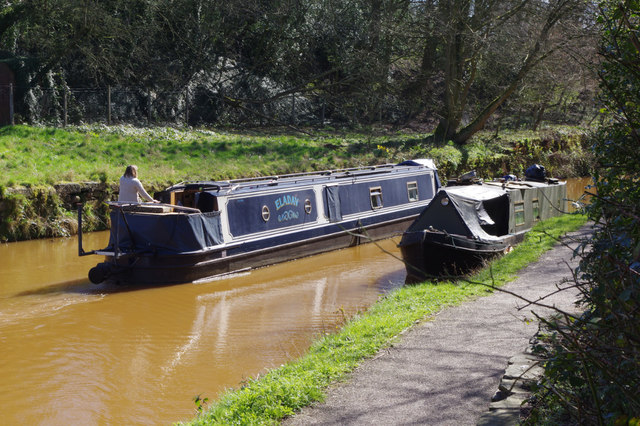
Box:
444;185;509;242
109;211;223;254
407;184;509;242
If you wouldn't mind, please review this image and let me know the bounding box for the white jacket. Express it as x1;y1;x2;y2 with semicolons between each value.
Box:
118;176;155;202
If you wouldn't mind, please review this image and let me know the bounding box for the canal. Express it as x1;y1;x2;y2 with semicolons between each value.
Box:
0;177;592;425
0;232;406;425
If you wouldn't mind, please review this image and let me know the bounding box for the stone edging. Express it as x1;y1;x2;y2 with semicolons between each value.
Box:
477;334;545;426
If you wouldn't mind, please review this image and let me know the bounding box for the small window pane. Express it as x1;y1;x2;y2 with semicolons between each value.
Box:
407;182;419;202
370;187;383;209
532;199;540;222
515;202;525;226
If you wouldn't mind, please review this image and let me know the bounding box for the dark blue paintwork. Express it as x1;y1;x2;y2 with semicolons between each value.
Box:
337;176;435;216
227;189;318;237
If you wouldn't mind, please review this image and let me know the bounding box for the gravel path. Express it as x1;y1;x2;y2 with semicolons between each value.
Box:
284;226;591;425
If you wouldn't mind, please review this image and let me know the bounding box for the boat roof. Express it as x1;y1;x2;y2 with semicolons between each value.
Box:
443;184;507;201
444;179;565;202
162;159;438;195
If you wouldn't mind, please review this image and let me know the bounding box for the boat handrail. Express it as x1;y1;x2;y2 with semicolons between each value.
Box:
107;201;201;213
172;163;417;192
229;167;403;189
159;162;435;195
225;163;399;184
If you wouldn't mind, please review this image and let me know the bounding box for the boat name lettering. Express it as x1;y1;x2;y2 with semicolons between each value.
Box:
275;194;300;210
278;209;299;223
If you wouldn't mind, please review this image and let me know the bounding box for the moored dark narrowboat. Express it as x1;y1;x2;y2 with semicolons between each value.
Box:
398;166;567;282
80;159;440;285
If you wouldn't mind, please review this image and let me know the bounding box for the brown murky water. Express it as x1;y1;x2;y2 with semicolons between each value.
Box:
0;231;405;425
0;178;593;425
566;176;594;211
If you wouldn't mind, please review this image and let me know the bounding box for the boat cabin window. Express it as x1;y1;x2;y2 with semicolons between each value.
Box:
514;202;525;226
479;196;510;236
370;187;383;209
170;190;219;213
407;181;419;202
532;199;540;222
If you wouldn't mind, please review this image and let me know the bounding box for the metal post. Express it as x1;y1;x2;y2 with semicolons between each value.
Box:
115;210;120;260
77;203;84;255
147;89;151;124
9;83;14;125
184;88;189;126
63;90;68;127
107;85;111;125
76;202;94;256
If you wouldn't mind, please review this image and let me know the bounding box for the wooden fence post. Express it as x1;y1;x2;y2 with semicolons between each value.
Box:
147;89;151;124
185;88;189;126
63;90;68;127
107;85;111;125
9;83;14;125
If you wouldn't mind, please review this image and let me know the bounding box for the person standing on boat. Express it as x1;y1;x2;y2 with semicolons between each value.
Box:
118;165;159;203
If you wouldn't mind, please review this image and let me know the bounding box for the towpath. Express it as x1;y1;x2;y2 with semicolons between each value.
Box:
284;225;592;425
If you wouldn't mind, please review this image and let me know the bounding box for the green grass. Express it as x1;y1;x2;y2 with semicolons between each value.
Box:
0;124;591;191
182;213;588;425
0;124;424;188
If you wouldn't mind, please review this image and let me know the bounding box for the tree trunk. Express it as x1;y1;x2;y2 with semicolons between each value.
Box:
451;0;571;144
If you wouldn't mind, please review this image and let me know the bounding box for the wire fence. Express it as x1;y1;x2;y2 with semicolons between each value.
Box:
0;83;593;131
0;84;370;129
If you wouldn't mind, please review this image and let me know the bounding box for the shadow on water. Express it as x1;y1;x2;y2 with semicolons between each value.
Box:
371;269;406;293
11;279;122;297
10;277;199;298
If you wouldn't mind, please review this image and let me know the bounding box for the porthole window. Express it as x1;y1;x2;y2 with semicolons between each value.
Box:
304;199;313;214
370;187;383;210
261;205;271;222
407;181;419;202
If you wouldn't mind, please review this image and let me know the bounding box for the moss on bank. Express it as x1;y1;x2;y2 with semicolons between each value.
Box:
0;183;112;242
0;124;593;242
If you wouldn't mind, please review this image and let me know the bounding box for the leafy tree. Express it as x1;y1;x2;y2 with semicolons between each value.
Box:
409;0;596;144
0;0;599;129
526;1;640;423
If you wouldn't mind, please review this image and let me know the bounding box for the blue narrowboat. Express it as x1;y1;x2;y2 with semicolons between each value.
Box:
81;159;440;285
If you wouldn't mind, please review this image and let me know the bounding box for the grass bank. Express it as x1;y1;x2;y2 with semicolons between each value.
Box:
0;124;592;242
0;124;591;187
181;213;588;425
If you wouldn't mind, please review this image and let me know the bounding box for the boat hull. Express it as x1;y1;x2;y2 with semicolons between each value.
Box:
92;212;418;285
400;230;519;282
